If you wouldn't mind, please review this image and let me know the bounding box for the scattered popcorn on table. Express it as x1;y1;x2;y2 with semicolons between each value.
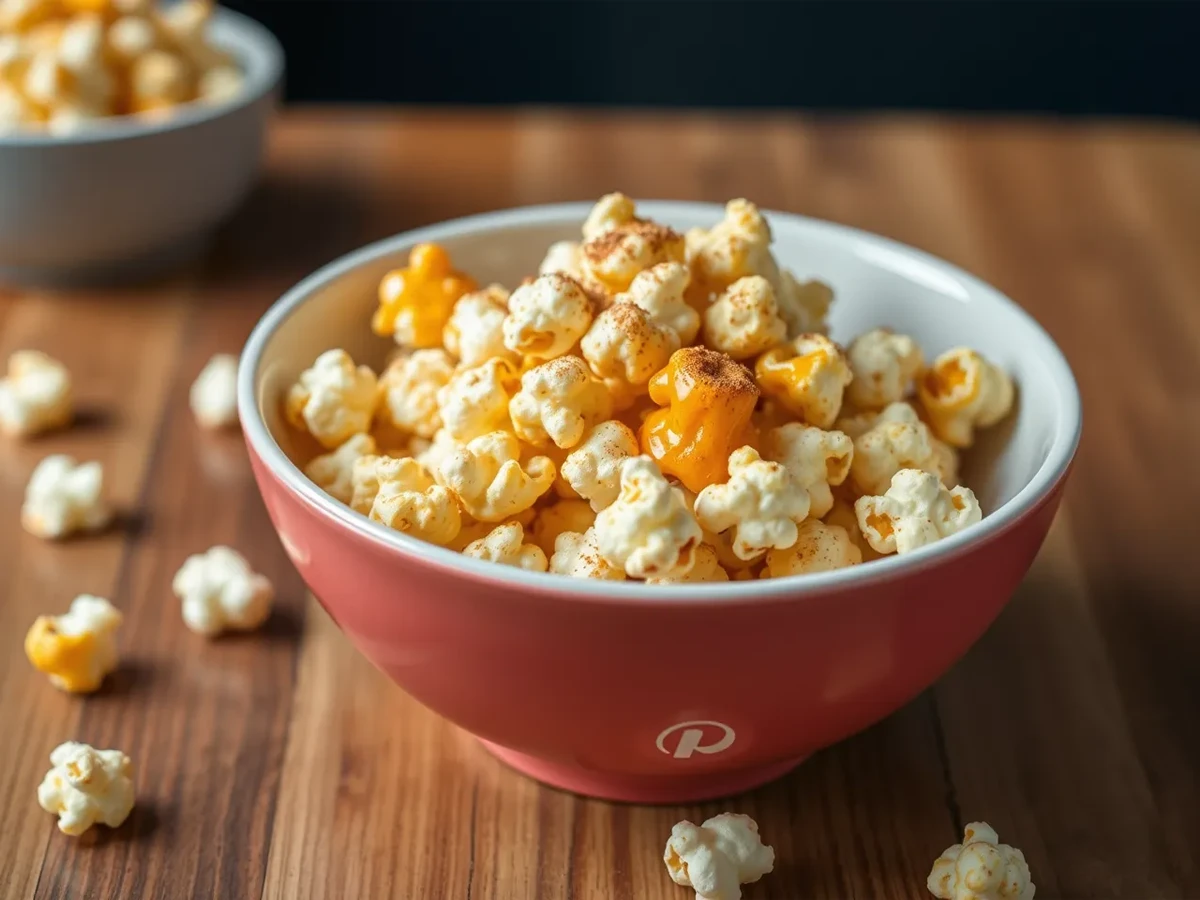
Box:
462;521;547;572
172;545;273;636
439;430;555;522
765;422;854;518
443;285;518;368
928;822;1034;900
550;527;626;580
25;594;121;693
374;243;476;349
530;499;595;556
0;350;72;437
594;456;701;579
502;273;594;362
561;419;640;511
379;349;455;438
189;352;239;429
509;355;613;449
849;401;944;496
437;357;520;443
285;349;379;450
664;813;775;900
918;347;1015;448
846;328;924;410
855;468;982;555
703;275;788;360
305;432;377;504
37;741;135;836
764;519;861;577
22;454;110;539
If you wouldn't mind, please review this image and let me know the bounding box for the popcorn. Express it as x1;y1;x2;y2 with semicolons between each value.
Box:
502;273;594;362
849;402;944;496
509;356;613;449
581;302;679;389
373;243;477;349
560;419;640;511
304;432;376;504
930;435;961;488
615;261;701;345
664;813;775;900
197;63;242;104
776;274;834;338
582;192;639;241
694;447;811;561
285;349;379;450
462;521;548;572
580;219;686;295
189;352;239;429
918;347;1015;448
439;430;555;522
549;527;625;580
538;240;583;279
24;594;121;693
172;545;274;636
702;275;788;360
0;350;72;437
22;454;110;539
530;499;595;556
358;455;463;544
443;285;517;368
646;543;729;583
107;15;157;62
37;741;135;836
129;50;189;112
415;428;461;477
754;333;852;428
593;456;701;579
763;519;861;577
823;495;881;562
764;422;854;518
928;822;1034;900
435;357;520;443
379;349;455;438
855;468;982;555
846;328;924;410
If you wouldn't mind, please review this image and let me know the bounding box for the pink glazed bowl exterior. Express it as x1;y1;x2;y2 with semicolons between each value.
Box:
239;202;1082;803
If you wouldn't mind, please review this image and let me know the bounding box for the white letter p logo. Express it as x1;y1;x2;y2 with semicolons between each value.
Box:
656;720;736;759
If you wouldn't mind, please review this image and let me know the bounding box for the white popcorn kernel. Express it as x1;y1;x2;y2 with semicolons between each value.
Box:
560;419;639;512
855;468;982;555
849;401;943;496
776;273;834;338
304;432;377;504
664;813;775;900
24;595;121;694
22;455;110;540
763;519;861;577
189;353;239;429
823;496;882;563
443;285;516;368
702;275;788;360
172;546;274;636
363;456;462;545
107;15;157;61
593;456;701;579
754;332;852;429
764;423;854;518
616;261;701;346
0;350;72;437
23;49;69;106
509;355;612;450
581;219;687;295
416;428;461;479
157;0;212;44
197;64;243;105
582;192;639;241
379;349;455;438
549;528;625;580
530;499;595;556
57;14;104;70
581;301;679;389
437;356;520;443
694;446;811;561
129;50;190;110
646;543;729;583
502;273;594;362
462;521;548;572
37;741;135;837
918;347;1015;448
350;453;426;513
285;349;379;450
928;822;1034;900
846;328;924;410
439;430;555;522
538;240;583;279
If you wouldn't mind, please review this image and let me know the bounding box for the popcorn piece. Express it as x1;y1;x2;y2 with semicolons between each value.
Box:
641;347;759;492
189;353;239;429
285;349;379;450
172;546;274;636
664;813;775;900
849;402;943;496
918;347;1015;448
22;455;110;539
379;349;455;438
0;350;72;437
197;64;242;104
530;499;595;556
928;822;1034;900
304;432;377;504
25;595;121;693
593;456;701;579
129;50;189;111
561;419;639;511
436;357;519;442
439;430;555;522
764;423;854;518
550;527;626;580
37;741;135;836
582;192;639;241
107;15;157;62
581;302;679;390
443;285;517;368
538;240;583;279
462;521;548;572
694;447;811;561
580;219;687;295
502;273;594;362
416;428;461;478
373;243;477;349
702;275;787;360
855;469;982;555
646;543;729;583
616;261;701;345
823;495;881;562
754;333;852;428
763;519;861;577
358;455;463;545
776;274;834;338
846;328;924;410
509;356;612;449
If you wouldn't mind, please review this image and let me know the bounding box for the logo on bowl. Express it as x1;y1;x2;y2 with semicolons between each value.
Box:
655;720;736;759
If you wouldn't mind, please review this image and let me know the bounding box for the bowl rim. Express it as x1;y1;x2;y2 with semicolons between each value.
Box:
239;200;1082;605
0;7;284;147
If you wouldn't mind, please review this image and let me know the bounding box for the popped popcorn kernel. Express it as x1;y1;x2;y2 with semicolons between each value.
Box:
917;347;1015;448
928;822;1034;900
664;812;775;900
646;543;729;583
561;419;640;511
855;468;981;555
285;349;379;449
764;422;854;518
188;352;239;429
580;220;686;294
22;454;110;539
509;355;612;449
443;285;517;368
172;545;274;637
25;594;121;693
37;741;134;837
538;240;583;279
703;275;788;360
823;495;882;562
849;401;944;496
439;430;555;522
582;192;640;241
550;527;626;580
0;350;72;437
763;519;861;577
776;274;834;338
416;428;462;479
846;328;924;410
462;521;548;572
436;357;520;443
373;243;477;349
502;273;594;362
351;454;463;545
530;499;596;556
305;432;377;504
581;302;679;390
616;261;701;345
754;333;852;428
685;198;775;300
379;349;456;438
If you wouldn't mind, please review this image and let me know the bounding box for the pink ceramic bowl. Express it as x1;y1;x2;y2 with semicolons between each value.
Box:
239;202;1081;803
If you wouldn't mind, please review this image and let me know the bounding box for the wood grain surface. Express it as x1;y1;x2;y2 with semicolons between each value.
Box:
1;110;1197;900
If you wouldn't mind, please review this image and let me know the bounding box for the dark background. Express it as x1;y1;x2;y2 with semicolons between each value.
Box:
223;0;1200;119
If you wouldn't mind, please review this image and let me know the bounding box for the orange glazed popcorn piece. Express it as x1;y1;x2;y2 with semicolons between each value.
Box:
373;243;477;349
640;347;759;493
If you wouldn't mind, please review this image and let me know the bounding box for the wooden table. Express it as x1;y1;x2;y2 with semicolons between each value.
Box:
1;110;1197;900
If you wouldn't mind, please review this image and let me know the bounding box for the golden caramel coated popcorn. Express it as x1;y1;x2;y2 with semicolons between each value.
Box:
509;355;612;449
25;594;121;693
374;243;476;349
754;333;852;428
918;347;1015;448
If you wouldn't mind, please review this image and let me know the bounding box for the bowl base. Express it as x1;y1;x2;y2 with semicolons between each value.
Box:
480;741;806;804
0;230;211;289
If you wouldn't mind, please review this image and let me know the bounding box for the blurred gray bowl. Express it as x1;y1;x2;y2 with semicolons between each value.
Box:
0;8;284;287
